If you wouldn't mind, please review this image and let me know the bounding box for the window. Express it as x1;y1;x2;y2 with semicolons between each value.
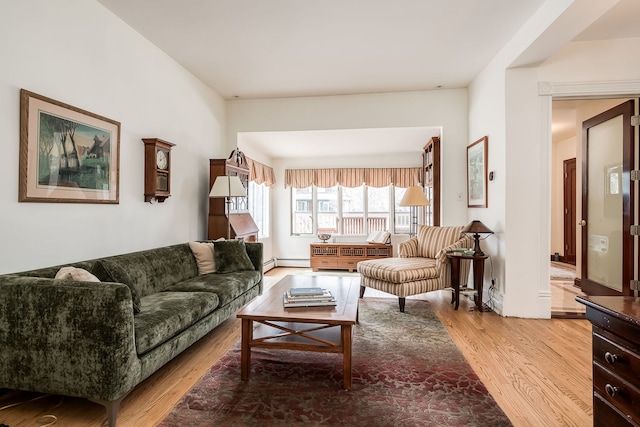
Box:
368;186;390;233
248;181;269;239
342;186;364;235
292;186;313;234
317;187;338;234
394;187;410;235
291;184;409;235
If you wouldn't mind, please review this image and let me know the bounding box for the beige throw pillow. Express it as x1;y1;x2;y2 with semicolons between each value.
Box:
189;241;216;274
55;266;101;282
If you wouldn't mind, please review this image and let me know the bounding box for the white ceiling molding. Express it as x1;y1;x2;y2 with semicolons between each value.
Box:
539;80;640;98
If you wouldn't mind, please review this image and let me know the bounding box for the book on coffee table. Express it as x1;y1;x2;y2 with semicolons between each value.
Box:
288;287;325;296
283;290;337;308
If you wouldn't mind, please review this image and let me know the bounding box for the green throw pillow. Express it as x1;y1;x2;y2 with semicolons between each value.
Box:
214;240;255;273
92;260;141;314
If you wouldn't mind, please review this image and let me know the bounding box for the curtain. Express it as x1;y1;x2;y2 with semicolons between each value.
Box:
284;167;421;188
246;157;276;187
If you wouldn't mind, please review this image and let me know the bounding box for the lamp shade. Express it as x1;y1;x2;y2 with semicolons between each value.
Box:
399;186;430;207
461;220;493;235
209;175;246;198
462;220;493;256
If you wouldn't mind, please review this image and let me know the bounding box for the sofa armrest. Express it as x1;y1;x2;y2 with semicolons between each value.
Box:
245;242;264;293
0;276;141;401
245;242;263;274
399;237;418;258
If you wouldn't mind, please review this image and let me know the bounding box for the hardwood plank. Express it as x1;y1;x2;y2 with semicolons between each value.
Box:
0;267;592;426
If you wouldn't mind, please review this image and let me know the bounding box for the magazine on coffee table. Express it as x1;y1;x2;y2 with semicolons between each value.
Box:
284;288;336;307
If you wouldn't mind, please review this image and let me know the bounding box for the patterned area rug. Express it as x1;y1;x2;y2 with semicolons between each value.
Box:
159;298;511;427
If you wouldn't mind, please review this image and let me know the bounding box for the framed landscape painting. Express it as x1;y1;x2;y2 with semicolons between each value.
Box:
19;89;120;203
467;136;488;208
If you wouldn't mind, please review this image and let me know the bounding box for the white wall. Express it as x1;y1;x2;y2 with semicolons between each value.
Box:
227;90;469;264
469;0;640;317
0;0;225;273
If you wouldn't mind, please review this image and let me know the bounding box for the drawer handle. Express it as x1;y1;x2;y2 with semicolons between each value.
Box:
604;351;619;364
605;384;620;398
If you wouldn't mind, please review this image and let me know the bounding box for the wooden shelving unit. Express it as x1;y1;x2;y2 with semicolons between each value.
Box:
423;136;441;226
310;243;392;272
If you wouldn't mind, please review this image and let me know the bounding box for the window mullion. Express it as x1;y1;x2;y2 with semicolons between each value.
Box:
337;185;343;235
363;185;369;235
312;186;318;234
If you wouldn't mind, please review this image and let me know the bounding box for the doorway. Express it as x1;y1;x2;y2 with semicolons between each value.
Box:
550;98;637;314
563;158;576;265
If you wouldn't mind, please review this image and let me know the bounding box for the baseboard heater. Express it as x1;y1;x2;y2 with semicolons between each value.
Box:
273;258;311;268
263;258;277;273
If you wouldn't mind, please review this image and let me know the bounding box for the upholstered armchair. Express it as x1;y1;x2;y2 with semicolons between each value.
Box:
357;225;473;312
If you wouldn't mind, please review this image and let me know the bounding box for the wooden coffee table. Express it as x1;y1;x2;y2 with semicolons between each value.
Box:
236;274;360;390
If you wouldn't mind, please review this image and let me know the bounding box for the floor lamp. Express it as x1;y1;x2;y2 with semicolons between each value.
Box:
399;186;430;237
209;175;247;239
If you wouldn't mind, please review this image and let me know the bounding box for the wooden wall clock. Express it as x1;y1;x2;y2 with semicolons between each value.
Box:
142;138;175;203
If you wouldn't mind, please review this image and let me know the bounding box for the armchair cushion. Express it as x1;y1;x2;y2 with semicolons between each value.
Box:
417;225;465;258
357;257;439;283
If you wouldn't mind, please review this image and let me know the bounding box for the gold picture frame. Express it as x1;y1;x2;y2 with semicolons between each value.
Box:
467;136;488;208
19;89;120;203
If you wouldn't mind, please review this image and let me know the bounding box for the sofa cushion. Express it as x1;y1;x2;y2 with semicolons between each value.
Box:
91;259;140;314
163;270;262;306
189;241;216;274
134;291;220;355
357;257;439;283
92;260;142;313
416;225;465;258
55;267;100;282
213;240;255;273
91;244;199;313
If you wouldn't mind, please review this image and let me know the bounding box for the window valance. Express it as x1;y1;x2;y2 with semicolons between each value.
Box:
284;167;422;189
246;157;276;187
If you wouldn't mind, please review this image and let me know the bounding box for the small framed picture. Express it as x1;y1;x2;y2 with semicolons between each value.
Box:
467;136;488;208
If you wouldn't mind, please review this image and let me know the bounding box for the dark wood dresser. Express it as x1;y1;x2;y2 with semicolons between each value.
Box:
576;296;640;426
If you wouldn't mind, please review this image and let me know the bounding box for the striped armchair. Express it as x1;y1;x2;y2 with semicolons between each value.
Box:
357;225;473;312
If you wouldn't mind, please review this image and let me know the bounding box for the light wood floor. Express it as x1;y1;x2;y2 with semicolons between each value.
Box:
0;268;592;427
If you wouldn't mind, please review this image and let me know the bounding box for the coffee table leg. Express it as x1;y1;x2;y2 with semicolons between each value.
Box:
342;325;352;391
241;318;251;381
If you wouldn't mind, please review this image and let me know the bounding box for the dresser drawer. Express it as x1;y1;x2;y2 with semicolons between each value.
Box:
593;331;640;385
310;258;339;269
338;258;365;271
593;363;640;424
593;392;639;427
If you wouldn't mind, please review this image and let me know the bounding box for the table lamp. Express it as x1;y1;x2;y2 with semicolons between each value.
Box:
461;220;494;256
399;186;430;237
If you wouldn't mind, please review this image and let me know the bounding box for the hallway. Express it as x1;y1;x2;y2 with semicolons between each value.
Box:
550;261;585;318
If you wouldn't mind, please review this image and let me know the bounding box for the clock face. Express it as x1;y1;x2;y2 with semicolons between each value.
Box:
156;150;168;170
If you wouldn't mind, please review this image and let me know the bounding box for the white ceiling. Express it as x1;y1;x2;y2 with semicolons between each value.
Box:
97;0;640;159
97;0;549;100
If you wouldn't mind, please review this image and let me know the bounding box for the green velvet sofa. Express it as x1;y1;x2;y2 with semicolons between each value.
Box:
0;240;263;427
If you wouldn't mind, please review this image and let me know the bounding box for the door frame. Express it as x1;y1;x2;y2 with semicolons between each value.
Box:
540;80;640;307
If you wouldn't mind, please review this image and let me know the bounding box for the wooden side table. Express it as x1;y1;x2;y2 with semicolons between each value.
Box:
446;253;489;312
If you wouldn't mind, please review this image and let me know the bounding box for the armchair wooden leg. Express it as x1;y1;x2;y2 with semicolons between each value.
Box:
398;297;405;312
359;285;366;298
